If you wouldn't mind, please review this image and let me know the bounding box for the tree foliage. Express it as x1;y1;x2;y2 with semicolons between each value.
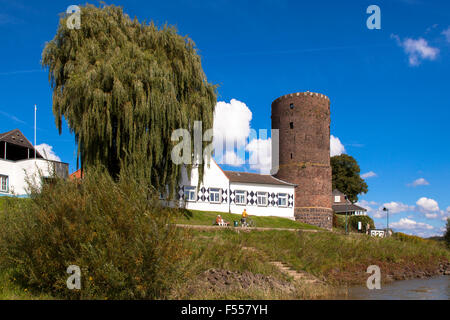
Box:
331;154;368;203
42;4;217;192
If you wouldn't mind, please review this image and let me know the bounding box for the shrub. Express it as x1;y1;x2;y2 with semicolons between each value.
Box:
0;167;188;299
393;232;427;244
444;218;450;248
348;215;375;233
332;214;339;228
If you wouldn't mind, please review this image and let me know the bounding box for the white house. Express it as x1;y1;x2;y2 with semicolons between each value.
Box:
0;129;68;197
332;189;367;216
171;159;296;219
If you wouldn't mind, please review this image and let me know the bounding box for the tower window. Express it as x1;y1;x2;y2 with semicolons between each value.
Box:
290;103;294;109
290;122;294;129
290;153;293;159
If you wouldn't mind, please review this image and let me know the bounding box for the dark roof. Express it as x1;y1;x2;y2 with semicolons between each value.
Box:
0;129;42;157
223;171;296;186
332;203;368;213
332;189;346;197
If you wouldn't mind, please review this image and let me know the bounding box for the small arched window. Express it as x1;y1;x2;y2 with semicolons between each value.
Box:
290;103;294;109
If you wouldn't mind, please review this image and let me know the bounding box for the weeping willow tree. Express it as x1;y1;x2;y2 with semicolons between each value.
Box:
42;4;217;194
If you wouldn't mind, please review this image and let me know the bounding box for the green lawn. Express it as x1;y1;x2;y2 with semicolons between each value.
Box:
174;209;321;230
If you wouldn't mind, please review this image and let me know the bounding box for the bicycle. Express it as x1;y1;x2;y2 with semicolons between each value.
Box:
241;218;255;228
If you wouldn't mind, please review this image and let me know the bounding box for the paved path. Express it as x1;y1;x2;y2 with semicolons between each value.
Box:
174;224;324;233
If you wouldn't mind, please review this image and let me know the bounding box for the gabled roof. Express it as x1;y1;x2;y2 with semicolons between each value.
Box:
223;171;296;187
0;129;43;158
69;169;84;180
332;189;346;197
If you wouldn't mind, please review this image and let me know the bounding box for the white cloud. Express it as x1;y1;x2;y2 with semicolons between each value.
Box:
361;171;377;179
442;27;450;43
390;218;434;231
408;178;429;187
416;197;439;212
416;197;441;219
392;34;439;66
246;138;272;174
35;143;61;162
442;207;450;221
369;201;414;218
330;135;345;156
213;99;252;150
383;201;414;214
357;200;378;214
222;151;245;167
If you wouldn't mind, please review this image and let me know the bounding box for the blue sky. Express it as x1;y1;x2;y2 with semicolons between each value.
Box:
0;0;449;236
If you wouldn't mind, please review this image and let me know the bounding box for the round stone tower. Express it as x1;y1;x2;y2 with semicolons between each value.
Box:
271;92;333;229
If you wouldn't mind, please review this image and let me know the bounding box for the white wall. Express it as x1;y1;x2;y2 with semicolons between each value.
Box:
229;183;295;219
178;160;230;213
0;159;55;196
172;160;296;219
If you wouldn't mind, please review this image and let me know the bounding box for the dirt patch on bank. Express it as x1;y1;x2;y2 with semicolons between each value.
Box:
172;268;339;300
198;269;297;293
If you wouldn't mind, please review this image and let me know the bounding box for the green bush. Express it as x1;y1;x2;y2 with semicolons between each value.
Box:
0;167;188;299
444;218;450;248
348;215;375;233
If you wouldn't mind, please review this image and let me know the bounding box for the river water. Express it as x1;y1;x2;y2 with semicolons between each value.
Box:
335;275;449;300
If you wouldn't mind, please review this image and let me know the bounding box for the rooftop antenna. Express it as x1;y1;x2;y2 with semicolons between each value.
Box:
34;104;37;159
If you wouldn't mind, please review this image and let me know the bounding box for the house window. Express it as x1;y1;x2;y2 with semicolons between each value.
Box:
0;175;8;193
235;190;246;205
184;186;197;202
334;196;341;203
290;122;294;129
257;192;268;206
278;193;288;207
209;188;221;203
290;103;294;109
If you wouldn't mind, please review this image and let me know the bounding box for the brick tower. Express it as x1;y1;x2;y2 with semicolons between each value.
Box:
271;92;333;229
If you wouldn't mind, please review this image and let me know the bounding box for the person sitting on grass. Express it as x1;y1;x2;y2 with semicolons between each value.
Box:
215;215;229;227
241;209;248;227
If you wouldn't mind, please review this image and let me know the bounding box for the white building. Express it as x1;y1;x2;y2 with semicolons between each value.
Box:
0;129;68;197
172;159;296;219
332;189;367;216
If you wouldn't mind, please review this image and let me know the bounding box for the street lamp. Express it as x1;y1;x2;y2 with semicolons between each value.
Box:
383;207;389;237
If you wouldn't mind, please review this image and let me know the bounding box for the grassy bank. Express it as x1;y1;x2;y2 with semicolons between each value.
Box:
1;193;448;300
188;229;449;285
1;226;448;300
169;228;449;298
175;209;321;230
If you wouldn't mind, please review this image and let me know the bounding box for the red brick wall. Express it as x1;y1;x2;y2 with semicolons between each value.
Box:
272;92;333;229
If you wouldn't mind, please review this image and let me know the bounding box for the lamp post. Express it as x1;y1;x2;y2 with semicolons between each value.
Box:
383;207;389;237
